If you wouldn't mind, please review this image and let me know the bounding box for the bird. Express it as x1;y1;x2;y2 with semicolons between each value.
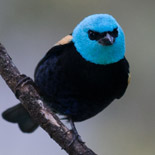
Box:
2;14;130;139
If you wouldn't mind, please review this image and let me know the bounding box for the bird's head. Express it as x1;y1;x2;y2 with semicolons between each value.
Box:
72;14;125;65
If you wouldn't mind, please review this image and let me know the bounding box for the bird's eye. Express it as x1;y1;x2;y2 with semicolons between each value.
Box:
110;28;118;38
88;30;99;40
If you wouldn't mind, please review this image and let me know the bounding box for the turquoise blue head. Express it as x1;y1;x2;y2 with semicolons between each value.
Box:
72;14;125;65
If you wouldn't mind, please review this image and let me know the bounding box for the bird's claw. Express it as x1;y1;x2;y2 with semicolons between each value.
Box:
15;74;34;99
68;129;85;146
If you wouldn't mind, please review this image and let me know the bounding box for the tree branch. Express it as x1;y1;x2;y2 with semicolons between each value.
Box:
0;43;97;155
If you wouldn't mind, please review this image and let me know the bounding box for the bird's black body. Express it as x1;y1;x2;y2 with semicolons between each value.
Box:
2;14;130;134
34;41;129;122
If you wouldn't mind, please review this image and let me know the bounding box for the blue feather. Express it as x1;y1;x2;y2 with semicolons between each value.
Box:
72;14;125;65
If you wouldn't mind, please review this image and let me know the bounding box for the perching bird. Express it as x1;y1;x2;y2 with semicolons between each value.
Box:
2;14;130;136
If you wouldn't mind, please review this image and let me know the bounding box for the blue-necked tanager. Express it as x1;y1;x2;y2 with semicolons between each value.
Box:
2;14;130;138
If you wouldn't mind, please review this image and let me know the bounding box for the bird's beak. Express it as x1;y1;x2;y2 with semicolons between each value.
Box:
98;33;115;46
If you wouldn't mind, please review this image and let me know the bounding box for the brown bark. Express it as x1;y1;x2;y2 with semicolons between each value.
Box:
0;43;97;155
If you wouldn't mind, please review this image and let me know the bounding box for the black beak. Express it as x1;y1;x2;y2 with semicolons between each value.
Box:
98;33;115;46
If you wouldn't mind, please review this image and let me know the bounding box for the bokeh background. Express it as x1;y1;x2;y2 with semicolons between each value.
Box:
0;0;155;155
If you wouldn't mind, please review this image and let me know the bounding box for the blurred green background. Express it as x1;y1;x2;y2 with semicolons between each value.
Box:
0;0;155;155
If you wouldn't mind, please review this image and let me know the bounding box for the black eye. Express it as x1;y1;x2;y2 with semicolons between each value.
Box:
88;30;99;40
111;28;118;38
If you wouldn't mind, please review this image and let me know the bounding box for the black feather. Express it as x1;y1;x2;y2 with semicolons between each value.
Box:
2;104;38;133
34;41;129;122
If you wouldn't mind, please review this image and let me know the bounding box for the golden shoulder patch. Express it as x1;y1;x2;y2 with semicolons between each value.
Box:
55;35;73;46
128;73;131;84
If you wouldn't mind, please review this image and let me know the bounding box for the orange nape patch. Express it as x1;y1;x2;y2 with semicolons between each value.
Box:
55;35;73;46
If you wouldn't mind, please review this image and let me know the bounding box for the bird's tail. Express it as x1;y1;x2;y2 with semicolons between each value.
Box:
2;103;38;133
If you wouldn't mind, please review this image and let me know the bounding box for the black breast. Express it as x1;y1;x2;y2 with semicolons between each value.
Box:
34;42;129;121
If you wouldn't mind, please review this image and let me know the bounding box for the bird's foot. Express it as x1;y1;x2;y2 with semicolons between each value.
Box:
61;129;84;150
68;119;85;146
15;74;35;99
68;129;85;146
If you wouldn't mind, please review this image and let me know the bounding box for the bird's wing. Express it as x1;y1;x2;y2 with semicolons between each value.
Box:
116;57;130;99
34;34;73;78
128;73;131;85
